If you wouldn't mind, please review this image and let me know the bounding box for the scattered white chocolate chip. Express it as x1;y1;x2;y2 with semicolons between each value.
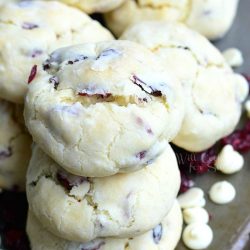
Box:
223;48;244;68
178;187;206;209
182;223;213;250
209;181;236;204
183;207;209;225
215;145;244;174
245;100;250;118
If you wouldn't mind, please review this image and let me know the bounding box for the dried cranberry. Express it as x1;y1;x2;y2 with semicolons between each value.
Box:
22;22;39;30
28;65;37;84
96;48;119;60
136;151;147;160
49;76;59;90
43;63;50;71
31;49;43;58
243;74;250;93
152;223;162;244
130;75;162;97
0;147;12;160
57;170;88;191
146;128;153;135
78;92;112;99
221;120;250;153
136;117;153;135
179;173;195;193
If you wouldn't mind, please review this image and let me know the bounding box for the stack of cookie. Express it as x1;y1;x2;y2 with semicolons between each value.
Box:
24;40;185;249
0;0;113;191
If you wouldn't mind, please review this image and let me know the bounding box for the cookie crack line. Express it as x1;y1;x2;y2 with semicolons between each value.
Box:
151;43;225;69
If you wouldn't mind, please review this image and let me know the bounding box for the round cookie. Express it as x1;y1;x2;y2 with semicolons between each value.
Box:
45;0;126;14
121;22;249;152
24;40;185;177
27;200;183;250
26;144;180;242
0;1;113;104
104;0;239;39
0;99;32;191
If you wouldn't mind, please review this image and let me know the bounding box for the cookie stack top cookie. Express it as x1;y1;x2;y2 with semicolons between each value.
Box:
24;40;185;177
0;0;113;103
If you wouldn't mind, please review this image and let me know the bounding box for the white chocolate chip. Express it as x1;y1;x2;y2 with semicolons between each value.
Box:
178;188;206;209
223;48;244;68
183;207;209;225
209;181;236;204
182;223;213;250
215;145;244;174
245;100;250;118
234;74;249;103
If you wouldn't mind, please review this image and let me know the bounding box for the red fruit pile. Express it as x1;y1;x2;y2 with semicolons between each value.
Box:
222;120;250;153
172;144;217;175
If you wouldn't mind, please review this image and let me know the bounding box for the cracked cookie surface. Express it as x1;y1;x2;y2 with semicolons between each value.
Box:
27;200;182;250
0;0;113;103
104;0;238;39
24;40;184;177
121;22;249;152
26;144;180;242
0;99;32;190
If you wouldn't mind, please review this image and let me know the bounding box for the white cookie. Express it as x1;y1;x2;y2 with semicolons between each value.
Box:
27;200;183;250
105;0;239;39
0;99;32;190
45;0;126;13
24;40;185;177
26;144;180;242
121;22;249;152
0;0;113;103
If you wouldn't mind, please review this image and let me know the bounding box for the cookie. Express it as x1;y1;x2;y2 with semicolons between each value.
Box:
26;144;180;242
104;0;239;39
0;0;113;104
0;99;32;190
121;22;249;152
24;40;185;177
27;200;182;250
45;0;126;14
